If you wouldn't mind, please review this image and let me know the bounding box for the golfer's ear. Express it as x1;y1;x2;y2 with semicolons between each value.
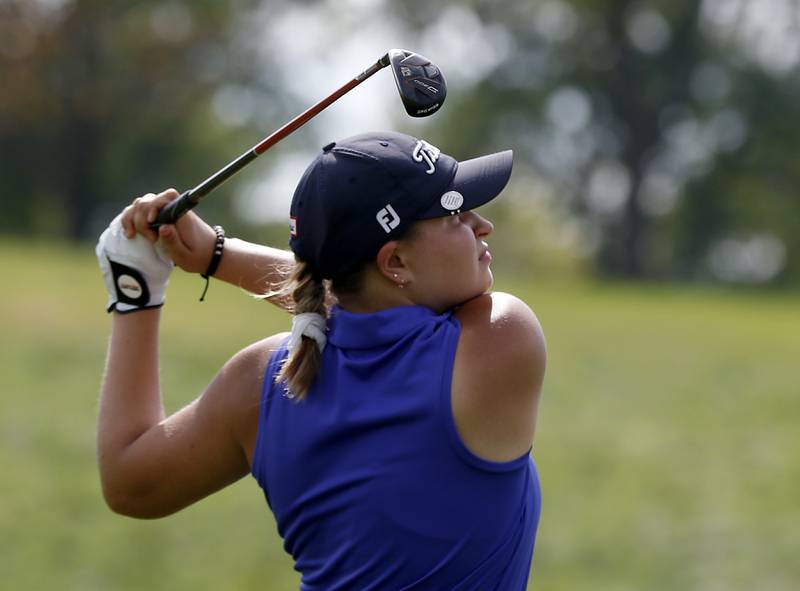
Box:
375;240;409;283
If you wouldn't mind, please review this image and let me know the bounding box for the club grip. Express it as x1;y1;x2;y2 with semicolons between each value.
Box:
151;190;198;229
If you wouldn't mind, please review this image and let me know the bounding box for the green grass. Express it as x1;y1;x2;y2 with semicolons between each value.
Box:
1;240;798;590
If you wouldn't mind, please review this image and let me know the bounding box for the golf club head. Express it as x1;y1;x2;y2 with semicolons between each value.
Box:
388;49;447;117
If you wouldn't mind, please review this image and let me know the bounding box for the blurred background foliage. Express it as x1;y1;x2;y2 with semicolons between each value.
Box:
1;0;799;286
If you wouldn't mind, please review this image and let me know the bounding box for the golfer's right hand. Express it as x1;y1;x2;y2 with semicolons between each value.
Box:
120;189;217;275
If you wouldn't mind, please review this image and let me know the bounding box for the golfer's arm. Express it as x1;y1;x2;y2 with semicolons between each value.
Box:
212;238;295;304
98;310;253;518
97;309;166;512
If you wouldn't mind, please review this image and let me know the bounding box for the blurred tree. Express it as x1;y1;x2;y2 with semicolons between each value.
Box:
0;0;276;240
389;0;800;285
2;0;798;286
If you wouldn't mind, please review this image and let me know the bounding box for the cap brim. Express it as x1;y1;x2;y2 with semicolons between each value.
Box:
419;149;513;219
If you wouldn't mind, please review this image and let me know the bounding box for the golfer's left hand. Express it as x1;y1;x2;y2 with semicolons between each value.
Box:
96;213;174;313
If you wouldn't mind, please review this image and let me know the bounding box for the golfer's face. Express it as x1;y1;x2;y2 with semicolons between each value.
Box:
405;210;494;311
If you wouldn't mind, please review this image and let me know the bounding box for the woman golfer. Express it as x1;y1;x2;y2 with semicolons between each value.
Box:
96;131;546;590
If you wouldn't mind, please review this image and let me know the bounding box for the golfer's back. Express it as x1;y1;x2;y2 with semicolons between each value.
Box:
251;305;541;590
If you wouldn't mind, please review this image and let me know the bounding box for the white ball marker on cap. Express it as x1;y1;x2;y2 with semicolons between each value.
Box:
440;190;464;212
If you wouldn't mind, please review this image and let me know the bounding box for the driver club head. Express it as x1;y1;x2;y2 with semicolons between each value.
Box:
388;49;447;118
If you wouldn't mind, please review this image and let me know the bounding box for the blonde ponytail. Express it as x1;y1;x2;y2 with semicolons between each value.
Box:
275;260;327;400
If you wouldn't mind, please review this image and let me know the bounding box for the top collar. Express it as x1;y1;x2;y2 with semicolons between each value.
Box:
327;305;447;350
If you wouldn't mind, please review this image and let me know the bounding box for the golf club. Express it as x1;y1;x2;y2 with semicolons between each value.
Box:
151;49;447;228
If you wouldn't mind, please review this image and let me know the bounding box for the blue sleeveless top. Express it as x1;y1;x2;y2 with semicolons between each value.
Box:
251;305;541;590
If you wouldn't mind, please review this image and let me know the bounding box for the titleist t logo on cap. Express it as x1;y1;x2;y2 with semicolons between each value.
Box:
412;140;440;175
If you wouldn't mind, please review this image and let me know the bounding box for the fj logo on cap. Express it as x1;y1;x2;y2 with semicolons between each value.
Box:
377;204;401;233
440;191;464;211
412;140;440;175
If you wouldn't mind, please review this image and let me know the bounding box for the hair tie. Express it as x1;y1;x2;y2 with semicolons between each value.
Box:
289;313;327;353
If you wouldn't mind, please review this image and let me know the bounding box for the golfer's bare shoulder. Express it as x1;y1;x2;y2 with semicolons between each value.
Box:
452;291;546;462
226;332;290;464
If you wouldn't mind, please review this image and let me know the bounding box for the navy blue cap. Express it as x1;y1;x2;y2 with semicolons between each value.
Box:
289;131;513;279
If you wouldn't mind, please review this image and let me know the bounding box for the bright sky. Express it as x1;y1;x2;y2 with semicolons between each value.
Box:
225;0;800;225
227;0;512;224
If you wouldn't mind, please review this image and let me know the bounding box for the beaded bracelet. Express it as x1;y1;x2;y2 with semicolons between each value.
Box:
199;225;225;301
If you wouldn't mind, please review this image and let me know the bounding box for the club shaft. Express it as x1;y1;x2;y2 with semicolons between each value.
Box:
254;55;390;156
152;53;391;227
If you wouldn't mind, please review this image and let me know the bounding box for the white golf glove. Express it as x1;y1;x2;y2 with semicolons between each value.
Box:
96;214;174;313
